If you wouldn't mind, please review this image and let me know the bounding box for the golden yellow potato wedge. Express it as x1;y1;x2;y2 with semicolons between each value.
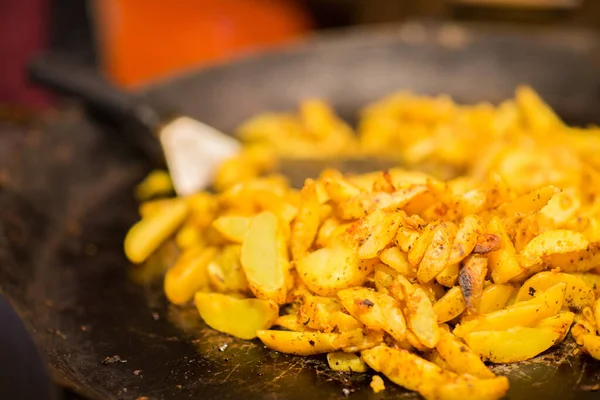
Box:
194;292;278;340
515;271;594;309
487;217;524;284
241;211;291;304
479;284;515;314
448;215;483;265
496;186;556;217
164;246;217;305
435;330;495;379
175;223;203;249
373;264;398;294
351;209;403;259
290;181;321;260
328;311;364;332
435;375;509;400
518;230;589;269
396;226;420;254
453;283;565;337
361;345;451;399
425;349;455;372
408;224;436;266
572;273;600;297
296;246;372;297
417;222;458;283
135;169;173;200
338;287;407;342
516;85;564;132
297;294;348;332
336;329;385;352
380;246;416;278
125;199;188;264
212;215;252;243
536;312;574;344
327;352;367;373
464;326;560;363
595;298;600;333
546;244;600;272
257;330;341;356
436;263;459;287
434;286;467;323
582;334;600;360
275;314;311;332
406;287;440;348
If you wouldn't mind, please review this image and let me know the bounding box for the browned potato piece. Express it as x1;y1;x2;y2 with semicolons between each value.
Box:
352;210;403;259
518;230;589;269
194;292;278;339
487;217;524;284
296;246;372;296
448;215;483;265
536;312;575;344
290;180;321;260
241;211;291;304
417;222;458;283
380;246;416;278
458;256;488;312
338;287;407;342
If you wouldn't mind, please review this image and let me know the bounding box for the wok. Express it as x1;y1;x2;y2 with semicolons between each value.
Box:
5;21;600;399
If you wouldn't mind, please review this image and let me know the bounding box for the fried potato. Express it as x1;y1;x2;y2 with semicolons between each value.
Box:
435;375;509;400
194;292;278;339
352;209;403;259
406;287;440;348
361;345;451;399
518;230;589;269
338;287;407;342
296;246;373;296
212;215;251;243
448;215;483;265
370;375;386;393
458;256;488;312
582;334;600;360
436;263;459;287
290;180;321;260
125;198;188;264
434;286;467;323
275;314;311;332
164;246;217;304
465;326;560;363
257;330;341;356
417;222;458;283
515;271;594;309
487;217;524;283
536;312;575;344
241;211;291;304
453;283;565;337
327;352;368;373
479;284;515;314
435;329;495;379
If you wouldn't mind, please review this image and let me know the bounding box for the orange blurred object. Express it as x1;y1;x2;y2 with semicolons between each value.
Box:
94;0;312;88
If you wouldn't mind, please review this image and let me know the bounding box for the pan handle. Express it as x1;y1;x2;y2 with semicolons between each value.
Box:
28;52;165;164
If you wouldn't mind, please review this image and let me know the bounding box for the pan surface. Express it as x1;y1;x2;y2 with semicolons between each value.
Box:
4;22;600;399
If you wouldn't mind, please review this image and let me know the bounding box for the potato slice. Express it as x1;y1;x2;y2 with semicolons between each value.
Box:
572;273;600;297
194;292;278;340
435;375;509;400
212;215;252;243
290;180;321;260
458;256;488;312
351;209;403;259
434;286;467;323
257;330;340;356
408;224;436;266
464;326;560;363
518;230;589;269
241;211;291;304
327;352;368;373
370;375;386;394
275;314;310;332
125;199;188;264
164;246;217;305
546;244;600;272
448;215;483;265
380;246;416;279
361;345;451;399
296;246;372;296
487;217;524;284
336;329;385;352
338;287;407;342
536;312;575;344
479;284;515;314
582;334;600;360
496;186;556;217
406;287;440;348
515;271;594;309
453;283;565;337
417;222;458;283
435;330;495;379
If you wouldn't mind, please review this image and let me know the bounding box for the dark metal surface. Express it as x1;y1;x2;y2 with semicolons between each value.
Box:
4;22;600;399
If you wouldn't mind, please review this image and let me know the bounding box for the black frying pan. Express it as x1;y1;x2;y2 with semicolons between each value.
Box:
4;22;600;400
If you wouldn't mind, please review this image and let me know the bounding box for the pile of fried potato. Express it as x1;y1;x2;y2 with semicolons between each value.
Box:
125;87;600;400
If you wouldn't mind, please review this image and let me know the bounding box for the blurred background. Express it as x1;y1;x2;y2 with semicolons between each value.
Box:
3;0;600;117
